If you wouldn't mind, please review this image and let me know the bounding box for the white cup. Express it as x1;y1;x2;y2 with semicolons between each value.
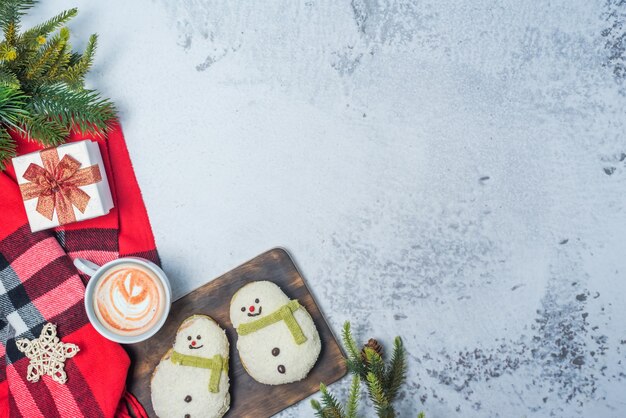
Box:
75;257;172;344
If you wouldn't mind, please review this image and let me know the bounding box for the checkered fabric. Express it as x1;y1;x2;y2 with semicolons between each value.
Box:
0;124;155;418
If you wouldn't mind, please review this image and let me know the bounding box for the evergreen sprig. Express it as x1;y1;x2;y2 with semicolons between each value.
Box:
61;33;96;89
0;0;116;169
311;378;360;418
346;375;360;418
31;83;115;137
21;8;77;42
0;0;36;32
366;371;392;418
0;126;16;166
385;337;407;402
311;321;419;418
343;322;367;378
0;85;28;129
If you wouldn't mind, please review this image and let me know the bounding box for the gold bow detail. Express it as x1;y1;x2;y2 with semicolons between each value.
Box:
19;147;102;225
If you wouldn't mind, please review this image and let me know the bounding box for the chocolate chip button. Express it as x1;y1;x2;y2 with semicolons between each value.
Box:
277;364;286;374
184;414;190;418
272;347;280;356
184;395;192;403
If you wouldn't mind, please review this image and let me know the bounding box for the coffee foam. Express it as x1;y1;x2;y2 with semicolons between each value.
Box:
93;263;165;337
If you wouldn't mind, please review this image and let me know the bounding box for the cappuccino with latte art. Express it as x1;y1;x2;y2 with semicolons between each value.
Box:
77;257;172;343
93;263;166;337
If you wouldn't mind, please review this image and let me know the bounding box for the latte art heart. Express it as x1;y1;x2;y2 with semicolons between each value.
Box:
93;264;165;336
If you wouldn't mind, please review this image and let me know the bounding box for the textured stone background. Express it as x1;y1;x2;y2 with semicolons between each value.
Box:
29;1;626;416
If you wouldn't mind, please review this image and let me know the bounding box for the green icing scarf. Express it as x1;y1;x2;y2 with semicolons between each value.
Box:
237;299;307;345
170;351;228;393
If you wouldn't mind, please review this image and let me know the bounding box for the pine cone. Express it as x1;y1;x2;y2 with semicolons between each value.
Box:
361;338;384;361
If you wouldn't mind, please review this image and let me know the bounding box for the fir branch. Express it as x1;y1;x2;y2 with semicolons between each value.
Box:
0;1;113;169
30;82;116;135
345;358;363;378
342;322;360;360
313;323;415;418
364;347;398;418
346;375;360;418
0;69;20;88
365;372;386;406
23;113;67;146
319;383;345;418
311;399;326;418
62;33;97;89
366;371;394;418
4;22;17;46
0;43;17;62
45;43;70;81
0;85;27;129
343;322;367;377
67;51;81;66
25;27;69;81
0;0;36;32
417;413;425;418
364;348;387;393
20;8;77;41
0;126;16;170
384;337;407;402
0;85;25;164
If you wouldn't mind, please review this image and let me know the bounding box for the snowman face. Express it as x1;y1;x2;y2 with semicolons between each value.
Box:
173;316;222;357
230;281;290;328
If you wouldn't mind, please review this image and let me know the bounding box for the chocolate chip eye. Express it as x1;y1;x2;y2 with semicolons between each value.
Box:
255;298;260;303
197;335;201;339
241;307;246;312
187;336;192;341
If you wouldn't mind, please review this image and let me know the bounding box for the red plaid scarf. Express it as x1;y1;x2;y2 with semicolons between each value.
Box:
0;124;153;417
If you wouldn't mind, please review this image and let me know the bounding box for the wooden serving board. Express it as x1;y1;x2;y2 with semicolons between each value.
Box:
126;248;347;417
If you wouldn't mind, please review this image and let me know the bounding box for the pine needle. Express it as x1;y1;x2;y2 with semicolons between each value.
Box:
0;86;27;129
384;337;407;402
346;375;360;418
343;322;367;377
0;0;37;32
25;28;69;80
0;70;20;88
20;8;77;41
45;43;70;80
0;126;16;170
342;322;360;360
366;371;390;417
364;348;387;392
4;22;17;46
311;399;326;418
31;83;116;135
319;383;345;418
23;113;68;146
62;34;97;90
0;43;17;62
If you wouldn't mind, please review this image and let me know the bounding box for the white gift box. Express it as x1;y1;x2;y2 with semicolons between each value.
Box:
12;140;114;232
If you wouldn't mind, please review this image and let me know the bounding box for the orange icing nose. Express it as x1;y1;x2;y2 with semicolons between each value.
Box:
93;265;165;337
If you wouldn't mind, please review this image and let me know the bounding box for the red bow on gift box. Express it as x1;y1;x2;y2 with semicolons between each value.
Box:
18;147;102;225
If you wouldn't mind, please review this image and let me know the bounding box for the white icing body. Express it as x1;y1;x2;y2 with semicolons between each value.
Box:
230;281;321;385
151;316;230;418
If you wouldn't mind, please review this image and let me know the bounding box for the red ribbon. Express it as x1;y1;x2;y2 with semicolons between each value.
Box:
19;147;102;225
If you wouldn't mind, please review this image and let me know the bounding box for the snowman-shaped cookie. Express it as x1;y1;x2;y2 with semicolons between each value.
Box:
230;281;321;385
151;315;230;418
